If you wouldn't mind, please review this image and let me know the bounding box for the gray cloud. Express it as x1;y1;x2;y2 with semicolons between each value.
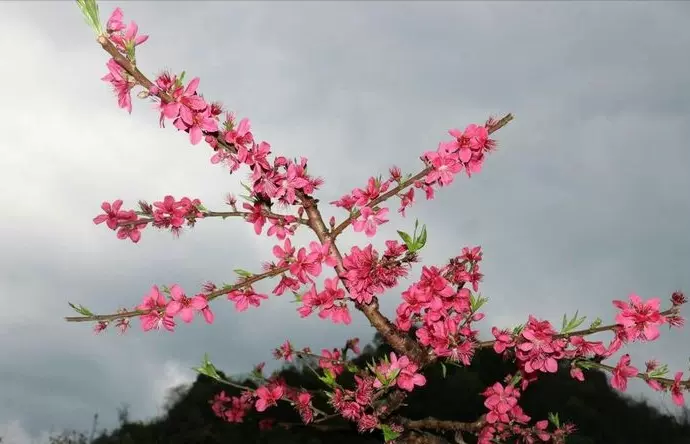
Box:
1;1;689;441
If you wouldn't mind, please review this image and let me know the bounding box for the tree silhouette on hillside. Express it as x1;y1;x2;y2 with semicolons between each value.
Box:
45;334;690;444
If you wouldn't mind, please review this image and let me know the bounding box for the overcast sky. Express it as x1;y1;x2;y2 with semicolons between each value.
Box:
1;1;689;442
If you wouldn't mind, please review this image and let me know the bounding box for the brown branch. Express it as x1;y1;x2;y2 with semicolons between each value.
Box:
279;422;352;432
587;360;690;389
330;114;514;239
476;307;679;349
398;416;485;433
300;195;430;365
398;431;452;444
97;36;158;96
64;265;289;323
119;210;308;228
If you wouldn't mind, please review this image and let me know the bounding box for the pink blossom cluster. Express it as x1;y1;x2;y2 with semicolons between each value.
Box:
93;196;203;242
515;316;567;374
92;199;142;242
99;7;148;113
331;177;392;236
105;7;148;52
211;390;253;423
477;380;575;444
212;379;315;425
423;124;495;185
341;240;413;305
138;284;213;331
372;352;427;392
270;343;426;432
330;376;381;432
488;292;688;406
395;247;485;364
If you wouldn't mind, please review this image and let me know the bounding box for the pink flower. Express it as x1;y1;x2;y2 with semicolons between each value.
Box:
165;285;213;324
227;288;268;312
116;219;144;243
352;177;387;206
570;367;585;382
613;293;666;342
273;162;310;204
161;77;210;139
329;304;352;325
101;59;134;113
342;244;406;304
491;327;514;354
483;382;520;424
352;206;389;237
224;116;254;148
242;202;267;235
272;238;295;267
255;384;283;412
294;392;314;424
106;7;149;51
346;337;361;355
515;317;565;374
272;275;300;296
93;199;135;230
309;241;338;267
289;247;321;283
273;340;294;362
319;349;344;376
567;336;607;358
398;188;415;217
106;8;126;33
330;193;358;211
610;353;639;392
670;372;686;406
266;216;297;240
137;285;175;332
390;353;427;392
173;106;218;145
424;143;462;186
357;414;379;433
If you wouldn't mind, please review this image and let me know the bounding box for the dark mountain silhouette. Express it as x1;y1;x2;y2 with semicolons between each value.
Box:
47;334;690;444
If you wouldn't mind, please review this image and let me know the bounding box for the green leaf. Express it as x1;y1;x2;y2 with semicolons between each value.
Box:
548;412;560;428
193;353;221;381
381;424;400;442
440;362;447;379
648;364;669;378
416;224;427;249
589;317;603;329
318;369;337;387
240;182;252;194
234;269;253;278
509;373;522;386
68;302;94;317
576;360;596;370
195;203;208;212
470;293;488;312
75;0;103;35
561;310;587;333
397;230;414;249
